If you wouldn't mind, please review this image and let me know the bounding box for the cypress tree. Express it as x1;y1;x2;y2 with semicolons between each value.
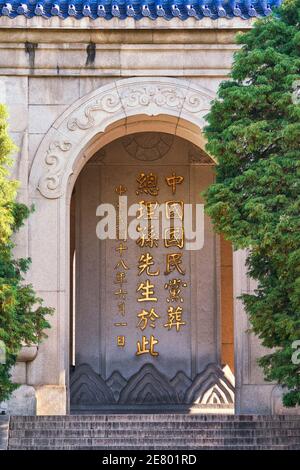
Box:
204;0;300;406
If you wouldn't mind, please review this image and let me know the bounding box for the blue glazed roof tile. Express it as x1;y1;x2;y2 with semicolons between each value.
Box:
0;0;282;20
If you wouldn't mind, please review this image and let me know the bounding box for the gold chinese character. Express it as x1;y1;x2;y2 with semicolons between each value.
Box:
136;335;159;357
138;201;159;220
115;201;127;241
164;278;187;303
114;272;127;286
114;322;128;327
117;336;125;347
118;302;125;316
165;201;184;220
136;173;159;196
115;259;129;270
136;225;159;248
164;306;186;332
165;172;184;194
137;280;157;302
138;253;160;276
116;243;128;256
164;226;184;249
115;184;127;196
165;253;185;275
114;288;128;300
137;308;160;331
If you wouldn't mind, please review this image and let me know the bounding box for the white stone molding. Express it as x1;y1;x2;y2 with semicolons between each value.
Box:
0;16;254;31
30;77;215;199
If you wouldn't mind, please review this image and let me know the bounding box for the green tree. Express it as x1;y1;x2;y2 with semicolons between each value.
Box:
203;0;300;406
0;104;52;403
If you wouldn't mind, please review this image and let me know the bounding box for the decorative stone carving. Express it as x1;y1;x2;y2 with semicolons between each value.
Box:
122;132;174;161
183;90;211;114
118;363;179;405
67;92;122;131
170;371;192;402
70;362;234;407
120;85;183;111
120;85;211;115
189;143;214;165
184;363;235;405
70;363;116;405
106;371;127;402
67;84;211;134
34;78;215;199
38;140;72;199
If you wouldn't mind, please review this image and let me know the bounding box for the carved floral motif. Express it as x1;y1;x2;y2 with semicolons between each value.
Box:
67;85;212;133
38;141;72;199
121;86;184;110
67;92;122;131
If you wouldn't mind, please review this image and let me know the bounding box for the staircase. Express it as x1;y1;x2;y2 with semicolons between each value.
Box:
8;414;300;450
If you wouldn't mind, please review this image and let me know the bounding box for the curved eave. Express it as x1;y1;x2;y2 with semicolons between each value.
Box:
0;0;281;23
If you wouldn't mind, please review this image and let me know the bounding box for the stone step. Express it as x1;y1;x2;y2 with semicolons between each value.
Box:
9;415;300;450
9;445;300;450
8;436;300;447
9;444;300;451
10;414;300;421
9;417;300;425
9;443;300;450
9;421;300;431
9;428;300;438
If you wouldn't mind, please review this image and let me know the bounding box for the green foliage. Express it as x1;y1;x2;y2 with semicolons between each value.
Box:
0;104;52;403
203;0;300;406
0;105;18;244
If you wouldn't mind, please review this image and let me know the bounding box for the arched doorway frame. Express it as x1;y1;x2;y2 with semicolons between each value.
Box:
27;77;237;415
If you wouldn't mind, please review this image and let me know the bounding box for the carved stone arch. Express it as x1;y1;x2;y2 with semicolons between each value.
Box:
29;77;215;200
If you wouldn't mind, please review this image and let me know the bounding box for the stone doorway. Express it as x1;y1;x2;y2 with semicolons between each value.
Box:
69;131;234;413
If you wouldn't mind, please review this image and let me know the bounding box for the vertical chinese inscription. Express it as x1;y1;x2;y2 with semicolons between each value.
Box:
114;185;130;348
135;173;160;357
111;169;188;357
164;173;187;334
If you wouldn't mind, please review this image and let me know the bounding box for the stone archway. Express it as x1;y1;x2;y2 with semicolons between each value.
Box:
27;77;238;415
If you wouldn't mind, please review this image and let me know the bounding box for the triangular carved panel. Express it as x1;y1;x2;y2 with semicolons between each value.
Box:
106;371;127;402
70;363;116;405
184;363;235;405
170;371;192;403
118;363;179;405
70;362;234;407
